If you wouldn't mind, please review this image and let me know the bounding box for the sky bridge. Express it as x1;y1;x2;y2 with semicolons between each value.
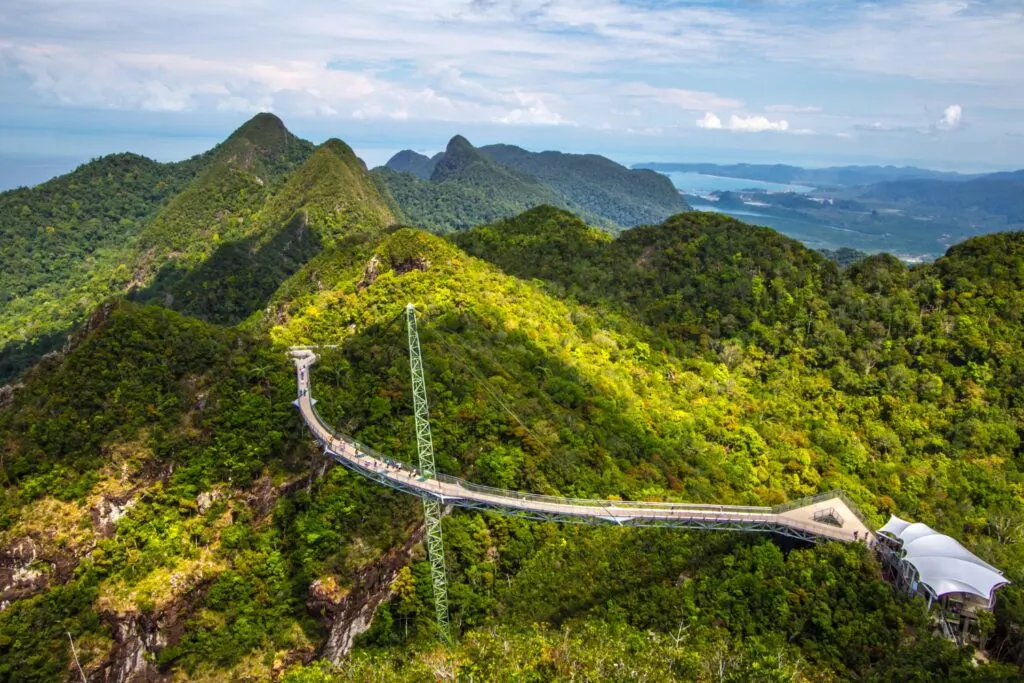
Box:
289;346;873;545
289;303;1006;648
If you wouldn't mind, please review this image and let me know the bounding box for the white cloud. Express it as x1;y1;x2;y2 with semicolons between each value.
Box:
697;112;790;132
853;104;965;135
696;112;722;129
495;91;569;126
860;121;899;132
0;0;1020;166
727;114;789;132
936;103;962;130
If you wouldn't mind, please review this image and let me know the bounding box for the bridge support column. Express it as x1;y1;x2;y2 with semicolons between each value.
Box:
406;303;453;646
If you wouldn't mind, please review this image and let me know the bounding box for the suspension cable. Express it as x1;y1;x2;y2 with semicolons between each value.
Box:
425;319;555;458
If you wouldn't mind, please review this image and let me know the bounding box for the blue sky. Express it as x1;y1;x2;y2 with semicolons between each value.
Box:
1;0;1023;187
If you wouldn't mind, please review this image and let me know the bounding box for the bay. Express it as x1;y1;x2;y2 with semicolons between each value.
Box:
663;171;815;196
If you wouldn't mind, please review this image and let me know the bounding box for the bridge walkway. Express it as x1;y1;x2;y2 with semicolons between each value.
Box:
290;348;873;544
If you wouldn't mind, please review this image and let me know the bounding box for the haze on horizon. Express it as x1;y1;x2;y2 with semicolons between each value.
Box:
1;0;1022;188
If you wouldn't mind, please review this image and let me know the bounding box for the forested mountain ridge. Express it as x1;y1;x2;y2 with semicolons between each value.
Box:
132;113;316;281
0;150;212;381
136;138;397;326
0;114;393;381
379;136;691;233
383;149;440;179
372;135;597;233
5;111;1024;680
858;173;1024;226
4;203;1024;678
2;113;696;383
452;205;840;345
479;143;690;227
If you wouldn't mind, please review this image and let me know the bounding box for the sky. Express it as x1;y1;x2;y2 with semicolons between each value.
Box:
1;0;1023;188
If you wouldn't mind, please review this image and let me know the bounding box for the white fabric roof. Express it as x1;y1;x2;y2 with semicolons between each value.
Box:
880;515;1009;601
878;515;912;538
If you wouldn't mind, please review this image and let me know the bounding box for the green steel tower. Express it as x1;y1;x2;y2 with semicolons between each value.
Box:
405;303;452;645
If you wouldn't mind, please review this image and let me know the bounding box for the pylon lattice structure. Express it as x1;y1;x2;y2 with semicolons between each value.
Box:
404;303;452;646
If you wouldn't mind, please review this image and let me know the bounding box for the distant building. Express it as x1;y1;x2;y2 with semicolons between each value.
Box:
875;515;1009;645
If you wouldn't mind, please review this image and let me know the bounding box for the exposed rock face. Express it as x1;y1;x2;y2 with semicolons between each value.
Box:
314;523;426;662
0;382;21;409
104;614;168;683
390;256;429;276
357;254;381;290
98;583;209;683
0;538;50;607
92;497;138;538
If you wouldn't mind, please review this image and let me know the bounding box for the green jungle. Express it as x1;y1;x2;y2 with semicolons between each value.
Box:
2;114;1024;682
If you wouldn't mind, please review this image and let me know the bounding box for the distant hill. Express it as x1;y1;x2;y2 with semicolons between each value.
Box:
633;162;981;187
0;151;212;379
819;247;870;268
858;173;1024;224
385;149;442;179
985;170;1024;181
373;135;596;233
479;144;689;227
378;137;690;233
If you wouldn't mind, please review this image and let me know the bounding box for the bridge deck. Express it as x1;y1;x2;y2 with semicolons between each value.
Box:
290;349;873;544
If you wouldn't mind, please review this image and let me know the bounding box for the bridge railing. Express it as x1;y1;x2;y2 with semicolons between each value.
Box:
299;362;865;531
307;403;773;513
772;489;869;525
309;408;864;540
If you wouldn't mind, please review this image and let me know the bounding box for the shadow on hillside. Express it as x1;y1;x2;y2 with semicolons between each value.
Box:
134;213;324;326
0;328;73;384
313;305;720;504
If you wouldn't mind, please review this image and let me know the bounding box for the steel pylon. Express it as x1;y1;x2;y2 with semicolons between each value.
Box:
405;303;452;646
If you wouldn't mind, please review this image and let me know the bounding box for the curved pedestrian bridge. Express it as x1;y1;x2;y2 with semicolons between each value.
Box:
290;348;873;544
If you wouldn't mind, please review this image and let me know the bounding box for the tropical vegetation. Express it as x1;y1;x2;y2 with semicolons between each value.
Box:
1;113;1024;681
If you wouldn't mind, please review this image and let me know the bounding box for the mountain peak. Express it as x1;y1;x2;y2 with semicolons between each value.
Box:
385;150;437;179
196;112;313;179
446;134;475;154
227;112;289;146
431;135;487;182
215;113;307;169
319;138;367;170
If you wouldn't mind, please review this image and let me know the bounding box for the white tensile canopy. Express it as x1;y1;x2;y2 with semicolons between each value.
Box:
879;515;1009;603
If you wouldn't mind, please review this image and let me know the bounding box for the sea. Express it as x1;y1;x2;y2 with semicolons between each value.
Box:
663;171;815;198
662;171;937;261
662;171;861;252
